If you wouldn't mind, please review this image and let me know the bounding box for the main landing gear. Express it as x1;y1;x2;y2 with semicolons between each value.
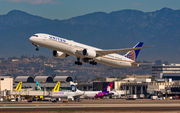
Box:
75;58;82;65
75;58;97;66
90;61;97;65
32;43;39;51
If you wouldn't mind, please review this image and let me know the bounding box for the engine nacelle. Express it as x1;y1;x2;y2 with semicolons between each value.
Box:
82;49;96;58
53;50;67;59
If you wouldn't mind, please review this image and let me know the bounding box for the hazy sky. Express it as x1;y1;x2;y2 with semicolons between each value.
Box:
0;0;180;20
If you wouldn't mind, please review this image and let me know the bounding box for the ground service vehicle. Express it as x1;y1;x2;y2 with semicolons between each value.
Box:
126;95;137;100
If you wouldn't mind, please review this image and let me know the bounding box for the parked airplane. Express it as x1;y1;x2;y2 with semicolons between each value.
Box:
12;82;22;101
70;82;119;99
51;84;84;101
29;33;153;67
35;81;83;101
14;81;33;100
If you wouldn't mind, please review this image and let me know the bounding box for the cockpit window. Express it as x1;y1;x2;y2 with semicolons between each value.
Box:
33;35;38;37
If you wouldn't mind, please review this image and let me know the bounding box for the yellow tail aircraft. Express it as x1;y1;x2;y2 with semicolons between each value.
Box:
15;81;22;91
53;82;61;92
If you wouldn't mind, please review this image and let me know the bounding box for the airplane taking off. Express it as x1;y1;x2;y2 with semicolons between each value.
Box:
29;33;153;67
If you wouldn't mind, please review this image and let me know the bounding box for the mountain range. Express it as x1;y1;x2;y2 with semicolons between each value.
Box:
0;7;180;63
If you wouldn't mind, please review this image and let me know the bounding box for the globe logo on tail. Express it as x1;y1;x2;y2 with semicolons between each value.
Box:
125;50;136;61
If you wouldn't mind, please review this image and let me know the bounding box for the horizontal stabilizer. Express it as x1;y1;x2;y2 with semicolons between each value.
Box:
133;62;155;65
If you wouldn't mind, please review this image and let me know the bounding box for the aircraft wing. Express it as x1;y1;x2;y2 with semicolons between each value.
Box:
96;46;153;56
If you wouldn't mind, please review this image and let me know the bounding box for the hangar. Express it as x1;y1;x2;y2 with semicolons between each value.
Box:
13;76;73;91
34;76;53;83
54;76;73;83
15;76;34;83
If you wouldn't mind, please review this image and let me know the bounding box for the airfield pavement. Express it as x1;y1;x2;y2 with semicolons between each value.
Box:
0;99;180;113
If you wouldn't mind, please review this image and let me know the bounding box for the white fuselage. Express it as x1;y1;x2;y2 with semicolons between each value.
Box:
80;91;101;99
29;33;137;67
52;91;83;99
78;90;119;99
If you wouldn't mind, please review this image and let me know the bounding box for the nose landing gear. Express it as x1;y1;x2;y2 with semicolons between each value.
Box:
36;47;39;51
32;43;39;51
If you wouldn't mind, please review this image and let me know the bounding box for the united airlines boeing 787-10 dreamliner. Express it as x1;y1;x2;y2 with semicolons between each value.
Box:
29;33;153;67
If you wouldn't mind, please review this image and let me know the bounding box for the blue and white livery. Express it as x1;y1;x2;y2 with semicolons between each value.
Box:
29;33;153;67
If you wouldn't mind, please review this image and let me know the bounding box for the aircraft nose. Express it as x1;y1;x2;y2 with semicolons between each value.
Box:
29;36;36;42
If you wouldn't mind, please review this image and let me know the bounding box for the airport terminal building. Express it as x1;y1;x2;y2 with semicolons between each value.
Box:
152;63;180;80
1;63;180;99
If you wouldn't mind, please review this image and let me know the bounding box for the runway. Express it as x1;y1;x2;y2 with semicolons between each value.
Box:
0;99;180;112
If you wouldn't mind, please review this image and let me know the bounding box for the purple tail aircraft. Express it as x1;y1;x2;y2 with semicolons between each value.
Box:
95;82;114;98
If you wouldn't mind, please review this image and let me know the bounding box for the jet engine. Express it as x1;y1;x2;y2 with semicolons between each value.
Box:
53;50;67;59
82;49;96;58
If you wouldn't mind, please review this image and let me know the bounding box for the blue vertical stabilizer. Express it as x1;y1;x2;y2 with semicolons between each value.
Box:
125;42;143;61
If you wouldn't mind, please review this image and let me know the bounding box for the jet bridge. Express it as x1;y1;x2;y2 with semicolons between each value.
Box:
9;90;52;97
